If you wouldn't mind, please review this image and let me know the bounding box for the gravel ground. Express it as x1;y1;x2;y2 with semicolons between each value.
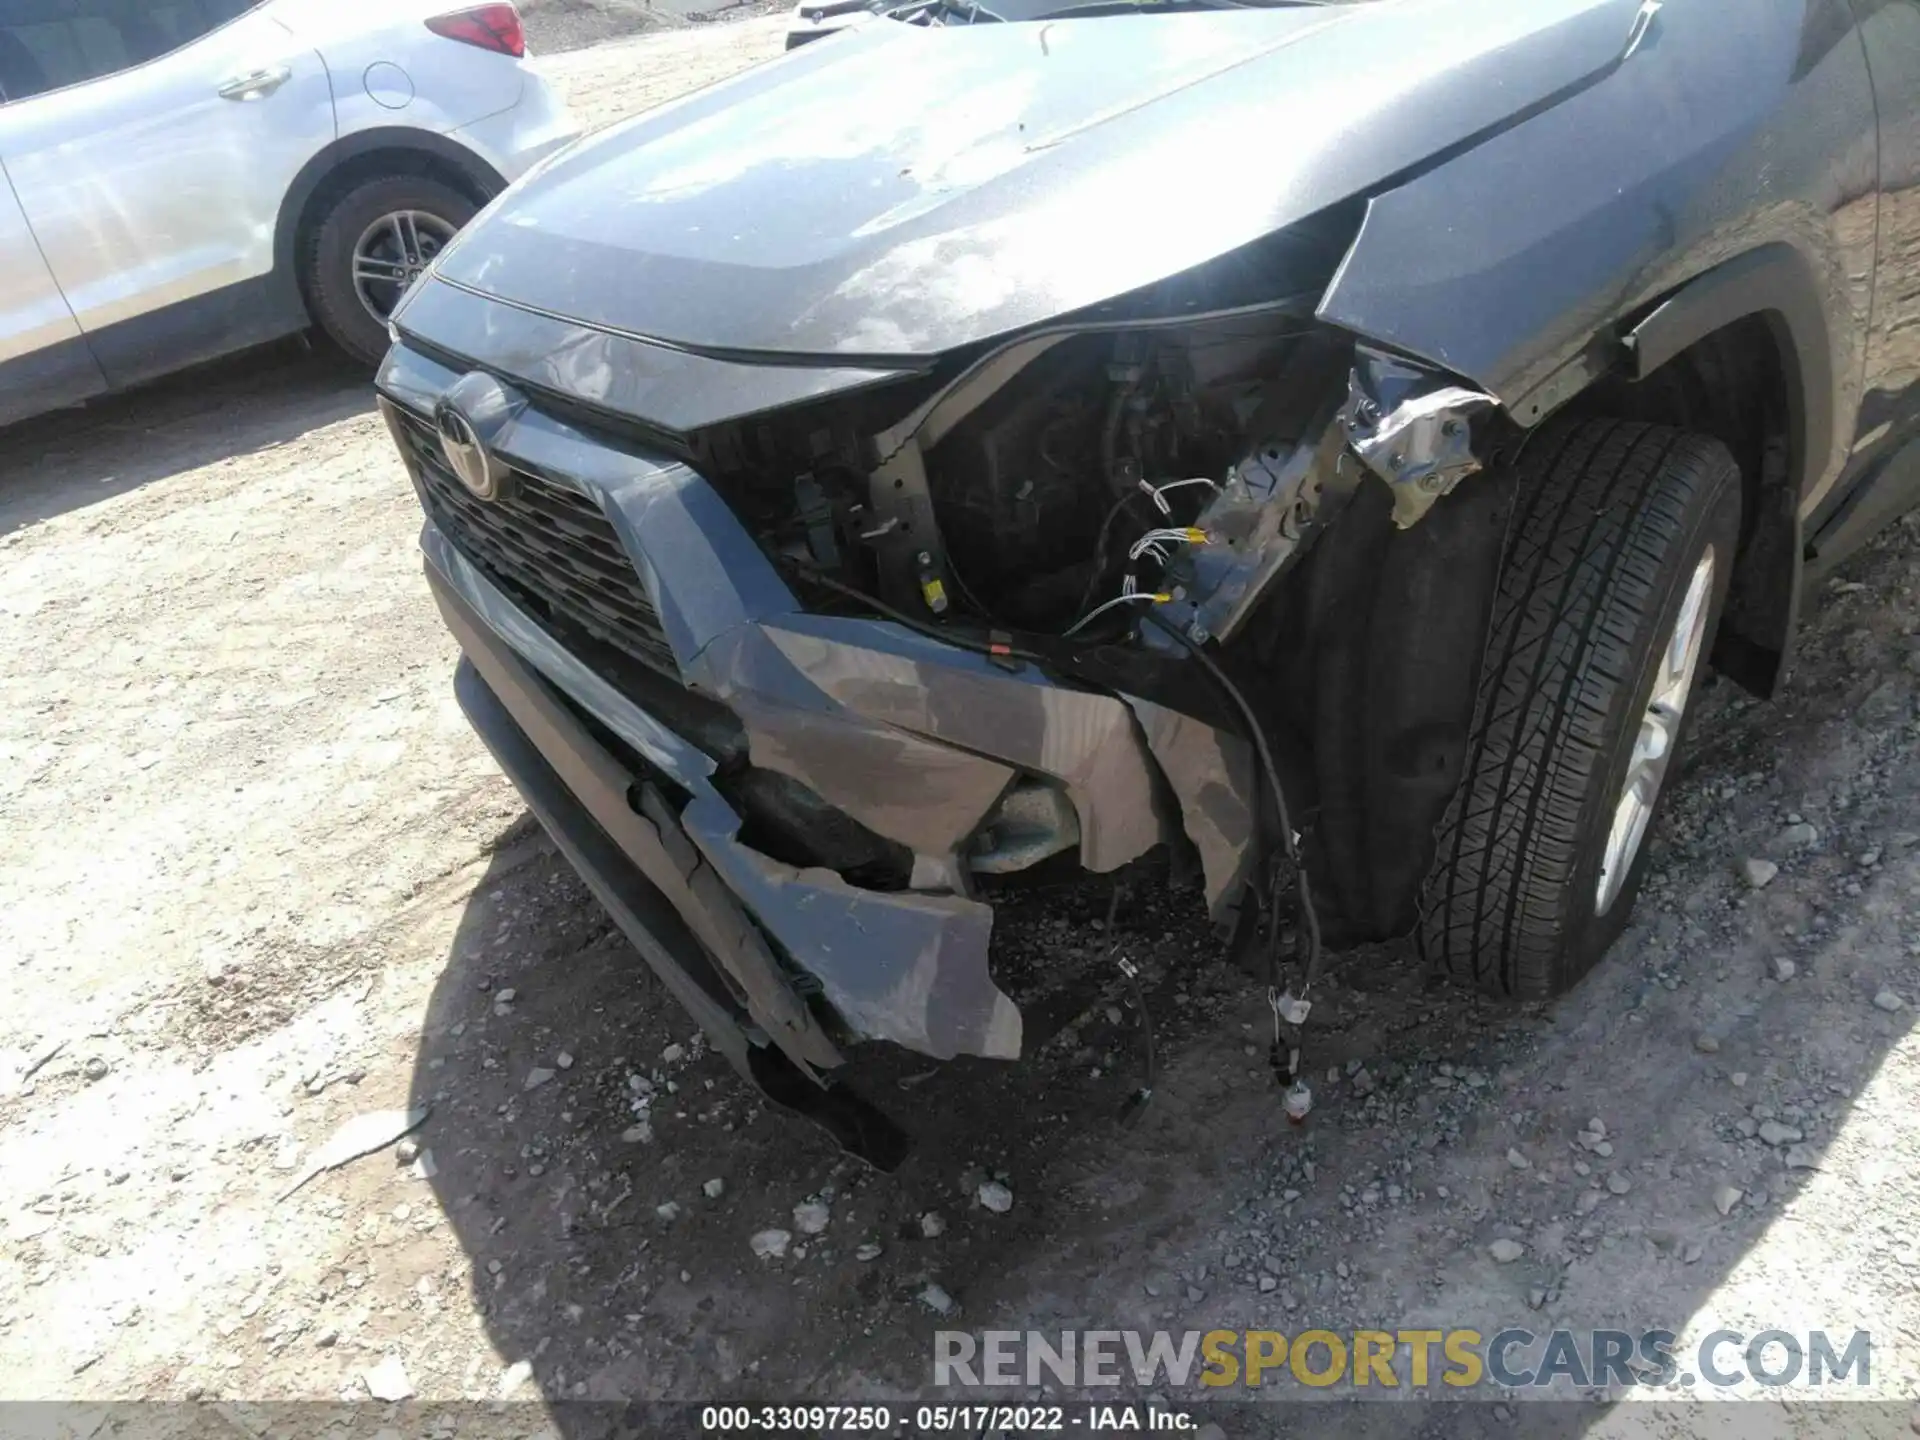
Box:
523;0;790;51
2;17;1918;1437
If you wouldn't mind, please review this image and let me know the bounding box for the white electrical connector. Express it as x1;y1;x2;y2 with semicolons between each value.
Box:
1285;1080;1313;1123
1065;515;1211;642
1064;590;1170;636
1137;475;1222;516
1128;526;1207;564
1108;526;1209;621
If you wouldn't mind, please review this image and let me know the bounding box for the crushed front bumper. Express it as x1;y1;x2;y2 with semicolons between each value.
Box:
381;342;1259;1154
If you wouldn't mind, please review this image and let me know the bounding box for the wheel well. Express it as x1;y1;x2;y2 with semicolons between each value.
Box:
292;149;490;271
274;135;504;311
1563;315;1797;698
1284;315;1798;941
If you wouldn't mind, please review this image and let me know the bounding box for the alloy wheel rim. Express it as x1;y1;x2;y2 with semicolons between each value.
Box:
1594;546;1716;917
351;210;458;324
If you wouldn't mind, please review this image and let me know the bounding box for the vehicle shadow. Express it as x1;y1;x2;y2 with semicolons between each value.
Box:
409;524;1919;1435
0;340;372;537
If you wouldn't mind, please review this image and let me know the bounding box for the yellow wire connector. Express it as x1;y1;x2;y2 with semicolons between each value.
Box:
913;549;950;615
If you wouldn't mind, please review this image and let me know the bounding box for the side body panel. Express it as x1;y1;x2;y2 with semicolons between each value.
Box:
1800;0;1920;570
0;158;105;422
271;126;510;296
1849;0;1920;463
1318;0;1877;516
0;10;335;344
268;0;530;145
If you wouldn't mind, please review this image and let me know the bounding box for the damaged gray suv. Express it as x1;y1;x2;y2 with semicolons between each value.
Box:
378;0;1920;1162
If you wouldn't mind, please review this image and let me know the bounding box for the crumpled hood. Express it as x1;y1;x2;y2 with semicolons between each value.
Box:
430;0;1643;358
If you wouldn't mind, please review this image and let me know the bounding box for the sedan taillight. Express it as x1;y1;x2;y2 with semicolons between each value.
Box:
426;4;527;58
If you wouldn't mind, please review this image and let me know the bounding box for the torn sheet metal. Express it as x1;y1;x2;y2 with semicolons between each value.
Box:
1339;344;1497;528
680;802;1022;1061
713;616;1177;874
429;548;844;1073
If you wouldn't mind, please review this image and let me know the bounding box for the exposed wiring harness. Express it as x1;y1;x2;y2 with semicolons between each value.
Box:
1127;525;1208;568
1141;475;1220;514
1143;610;1324;1119
1115;952;1156;1124
784;553;1319;1118
781;561;1047;666
1073;477;1223;620
1067;517;1211;636
1064;589;1169;637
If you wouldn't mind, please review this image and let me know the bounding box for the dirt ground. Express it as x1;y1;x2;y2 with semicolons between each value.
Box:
3;17;1920;1438
522;0;791;52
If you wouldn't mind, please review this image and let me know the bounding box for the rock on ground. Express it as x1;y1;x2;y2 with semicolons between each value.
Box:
363;1355;413;1402
793;1200;830;1235
751;1229;792;1260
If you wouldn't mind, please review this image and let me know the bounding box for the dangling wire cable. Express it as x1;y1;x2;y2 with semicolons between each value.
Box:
1128;526;1208;564
1064;590;1169;636
1143;612;1322;981
1143;476;1221;515
1075;488;1160;618
1142;610;1325;1117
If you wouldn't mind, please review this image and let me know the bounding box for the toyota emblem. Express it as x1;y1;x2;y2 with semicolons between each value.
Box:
434;396;511;501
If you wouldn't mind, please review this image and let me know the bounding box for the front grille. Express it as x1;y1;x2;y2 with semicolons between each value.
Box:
393;407;679;677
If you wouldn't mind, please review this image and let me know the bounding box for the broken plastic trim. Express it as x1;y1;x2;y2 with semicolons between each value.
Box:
386;344;1276;1075
1338;344;1498;529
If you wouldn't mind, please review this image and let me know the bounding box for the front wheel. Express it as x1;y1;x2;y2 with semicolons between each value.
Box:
1417;418;1742;998
302;174;478;367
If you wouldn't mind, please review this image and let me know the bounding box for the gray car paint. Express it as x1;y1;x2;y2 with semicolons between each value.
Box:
422;0;1644;359
380;0;1920;1091
393;274;921;434
382;342;1259;1066
1316;0;1877;513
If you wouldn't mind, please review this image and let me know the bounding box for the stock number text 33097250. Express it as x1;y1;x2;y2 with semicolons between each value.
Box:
699;1404;1074;1432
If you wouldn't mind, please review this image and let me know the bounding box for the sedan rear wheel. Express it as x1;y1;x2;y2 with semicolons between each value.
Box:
350;209;460;328
303;174;478;368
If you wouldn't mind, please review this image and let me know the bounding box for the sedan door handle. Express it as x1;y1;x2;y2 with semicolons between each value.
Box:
217;65;291;101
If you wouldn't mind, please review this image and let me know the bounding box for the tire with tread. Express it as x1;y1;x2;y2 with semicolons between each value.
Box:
1417;417;1742;998
302;174;477;367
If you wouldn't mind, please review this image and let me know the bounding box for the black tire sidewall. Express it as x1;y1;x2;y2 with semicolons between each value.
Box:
304;175;478;367
1561;458;1742;980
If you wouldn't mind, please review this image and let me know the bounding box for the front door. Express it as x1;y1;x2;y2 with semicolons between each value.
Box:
0;1;334;384
0;158;103;425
